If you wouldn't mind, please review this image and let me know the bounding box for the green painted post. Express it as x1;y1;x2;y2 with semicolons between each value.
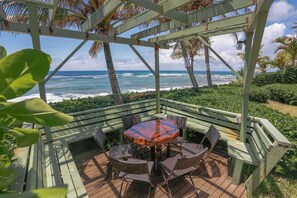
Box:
240;32;253;142
155;44;160;114
28;3;63;187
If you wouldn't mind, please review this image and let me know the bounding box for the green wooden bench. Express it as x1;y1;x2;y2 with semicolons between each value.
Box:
159;98;291;193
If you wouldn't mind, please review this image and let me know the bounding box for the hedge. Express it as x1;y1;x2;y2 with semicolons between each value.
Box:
253;67;297;86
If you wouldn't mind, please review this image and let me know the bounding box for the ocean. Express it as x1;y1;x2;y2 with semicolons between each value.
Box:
15;70;235;103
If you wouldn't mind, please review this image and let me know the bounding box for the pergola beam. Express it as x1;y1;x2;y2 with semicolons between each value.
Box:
149;13;252;42
115;0;192;35
44;40;88;84
81;0;125;32
6;0;54;8
129;0;188;24
196;35;242;80
131;0;255;39
246;0;274;33
129;44;156;76
48;0;58;27
0;20;168;49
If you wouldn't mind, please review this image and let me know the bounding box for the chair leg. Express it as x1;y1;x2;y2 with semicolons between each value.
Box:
166;143;171;157
119;179;125;198
147;185;151;198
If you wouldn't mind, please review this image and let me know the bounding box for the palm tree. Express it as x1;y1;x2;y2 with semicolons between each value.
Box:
1;0;143;105
274;36;297;66
171;37;204;88
237;45;271;73
257;56;271;73
271;51;291;70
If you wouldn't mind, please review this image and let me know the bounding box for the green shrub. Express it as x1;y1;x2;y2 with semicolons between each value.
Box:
253;67;297;86
266;84;297;105
253;72;283;86
282;67;297;84
249;87;270;103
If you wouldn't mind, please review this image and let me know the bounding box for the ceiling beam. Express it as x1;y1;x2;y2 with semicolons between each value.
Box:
129;0;187;24
246;0;274;33
5;0;54;8
81;0;125;32
48;0;58;27
115;0;192;35
0;20;169;49
131;0;255;39
149;13;252;42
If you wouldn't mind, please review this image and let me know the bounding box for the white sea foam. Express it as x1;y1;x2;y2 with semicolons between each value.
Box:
121;73;134;77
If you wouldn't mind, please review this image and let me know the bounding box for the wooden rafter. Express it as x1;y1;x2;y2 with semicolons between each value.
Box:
81;0;125;32
0;20;168;49
131;0;255;39
149;13;253;42
115;0;193;35
129;0;188;24
48;0;58;27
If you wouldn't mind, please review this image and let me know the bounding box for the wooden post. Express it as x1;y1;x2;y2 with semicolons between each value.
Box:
28;3;62;186
240;32;253;142
233;12;269;185
155;44;160;114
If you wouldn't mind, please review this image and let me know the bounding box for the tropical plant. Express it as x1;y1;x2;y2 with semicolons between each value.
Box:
274;36;297;66
257;56;272;73
237;45;271;73
171;37;203;88
0;49;72;196
271;51;291;70
0;46;6;60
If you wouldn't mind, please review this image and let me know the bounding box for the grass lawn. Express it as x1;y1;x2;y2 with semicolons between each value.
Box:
51;84;297;197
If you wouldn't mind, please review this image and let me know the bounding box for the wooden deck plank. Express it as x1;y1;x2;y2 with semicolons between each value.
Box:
72;148;247;198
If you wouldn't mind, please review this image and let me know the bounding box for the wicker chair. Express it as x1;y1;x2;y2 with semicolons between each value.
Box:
93;128;133;160
158;148;208;197
121;114;142;130
121;114;146;158
167;114;187;145
181;125;221;159
109;158;154;198
165;114;187;156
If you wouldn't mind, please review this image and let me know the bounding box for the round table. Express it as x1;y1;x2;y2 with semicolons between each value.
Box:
123;119;179;173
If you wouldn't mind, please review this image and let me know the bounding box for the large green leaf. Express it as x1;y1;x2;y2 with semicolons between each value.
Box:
1;187;68;198
9;128;39;147
0;46;7;60
0;49;51;100
0;168;16;191
0;98;73;126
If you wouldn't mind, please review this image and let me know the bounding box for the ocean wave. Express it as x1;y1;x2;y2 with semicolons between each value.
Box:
121;73;134;77
51;75;108;79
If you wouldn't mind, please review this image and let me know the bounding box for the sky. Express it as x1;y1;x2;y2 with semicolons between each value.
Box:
0;0;297;71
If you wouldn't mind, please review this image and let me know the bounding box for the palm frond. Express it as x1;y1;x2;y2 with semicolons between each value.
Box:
89;41;102;58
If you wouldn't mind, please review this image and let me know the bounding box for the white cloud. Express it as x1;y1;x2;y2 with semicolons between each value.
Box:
261;23;286;57
268;0;297;22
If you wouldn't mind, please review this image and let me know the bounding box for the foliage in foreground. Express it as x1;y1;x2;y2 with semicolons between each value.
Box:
0;50;72;196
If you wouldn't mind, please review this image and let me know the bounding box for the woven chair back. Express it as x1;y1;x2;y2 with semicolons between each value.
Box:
110;158;149;175
174;148;208;170
204;125;221;152
94;128;108;151
122;114;142;130
166;114;187;131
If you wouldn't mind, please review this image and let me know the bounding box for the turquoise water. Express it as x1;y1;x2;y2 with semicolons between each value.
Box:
17;70;235;102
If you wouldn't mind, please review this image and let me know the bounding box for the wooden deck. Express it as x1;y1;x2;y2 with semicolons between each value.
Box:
72;145;247;198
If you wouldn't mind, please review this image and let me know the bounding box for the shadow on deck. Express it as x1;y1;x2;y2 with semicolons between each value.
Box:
72;146;247;198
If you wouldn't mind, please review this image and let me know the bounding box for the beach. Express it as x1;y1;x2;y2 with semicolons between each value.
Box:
15;70;235;103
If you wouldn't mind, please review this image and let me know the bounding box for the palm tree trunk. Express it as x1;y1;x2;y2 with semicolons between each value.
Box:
103;42;124;104
180;41;199;88
204;43;212;87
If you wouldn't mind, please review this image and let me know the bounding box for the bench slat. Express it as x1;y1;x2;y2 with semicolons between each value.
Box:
228;141;259;166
